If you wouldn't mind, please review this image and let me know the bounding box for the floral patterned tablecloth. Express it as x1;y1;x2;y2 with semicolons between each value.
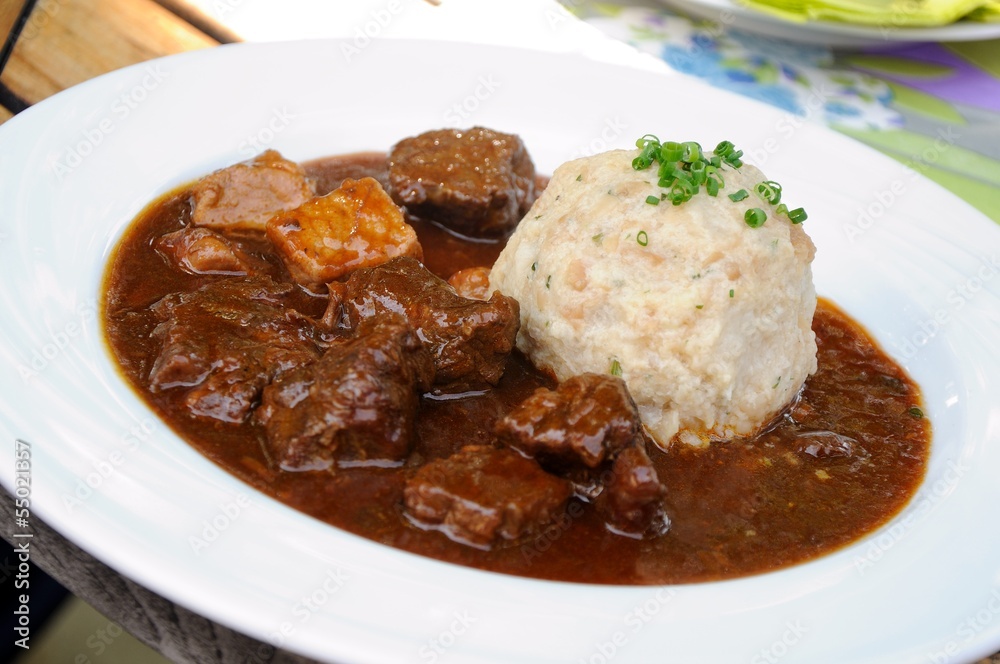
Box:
573;1;1000;225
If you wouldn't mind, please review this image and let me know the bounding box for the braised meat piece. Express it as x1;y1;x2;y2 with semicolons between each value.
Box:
495;373;640;469
339;256;519;390
154;227;260;276
266;176;423;291
257;321;434;471
404;445;572;548
596;442;669;538
387;127;537;238
191;150;314;232
495;373;668;537
148;277;323;423
447;266;492;301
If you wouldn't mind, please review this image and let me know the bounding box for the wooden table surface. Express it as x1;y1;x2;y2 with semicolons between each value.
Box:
1;1;998;663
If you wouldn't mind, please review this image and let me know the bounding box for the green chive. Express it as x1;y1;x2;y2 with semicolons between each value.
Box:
908;406;924;419
545;275;551;289
729;289;734;298
662;141;683;162
706;177;720;197
610;359;623;377
754;180;782;205
637;230;649;246
713;140;734;157
632;135;804;225
576;174;583;182
788;207;808;224
745;208;767;228
681;141;702;163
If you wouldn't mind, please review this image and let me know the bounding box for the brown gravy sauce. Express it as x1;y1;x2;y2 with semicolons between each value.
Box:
102;153;930;584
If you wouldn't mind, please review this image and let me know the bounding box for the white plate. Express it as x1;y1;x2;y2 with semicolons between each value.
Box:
660;0;1000;47
2;39;1000;664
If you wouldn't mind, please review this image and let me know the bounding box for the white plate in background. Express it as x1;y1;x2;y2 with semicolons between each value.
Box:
1;39;999;663
660;0;1000;48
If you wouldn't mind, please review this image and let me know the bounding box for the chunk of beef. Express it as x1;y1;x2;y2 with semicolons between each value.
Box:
340;256;519;390
496;373;668;538
257;321;434;471
191;150;314;232
148;277;322;423
154;227;260;276
387;127;537;238
495;373;639;470
595;442;669;538
447;266;492;301
266;177;423;291
404;445;571;548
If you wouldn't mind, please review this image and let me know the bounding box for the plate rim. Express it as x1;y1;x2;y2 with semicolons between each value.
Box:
1;37;999;664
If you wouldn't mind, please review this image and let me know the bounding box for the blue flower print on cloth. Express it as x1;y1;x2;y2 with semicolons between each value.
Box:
581;5;901;130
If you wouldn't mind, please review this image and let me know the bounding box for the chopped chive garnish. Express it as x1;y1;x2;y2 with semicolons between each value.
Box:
754;180;782;205
632;135;807;225
576;174;583;181
695;304;704;309
592;233;604;243
545;275;552;289
908;406;924;418
531;261;537;272
610;359;623;377
637;230;649;246
681;141;702;163
745;208;767;228
706;177;720;197
661;141;683;162
729;289;735;298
